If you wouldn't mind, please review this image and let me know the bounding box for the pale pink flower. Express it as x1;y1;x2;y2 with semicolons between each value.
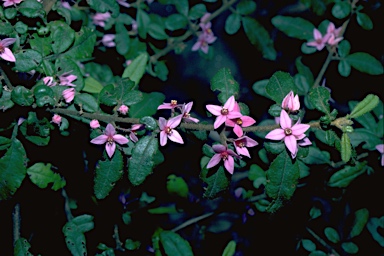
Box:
93;12;111;27
129;124;144;143
282;91;300;112
181;102;199;123
90;123;129;158
101;34;115;47
307;28;331;51
125;59;132;66
265;110;310;158
2;0;22;7
326;22;343;46
159;115;184;146
51;114;62;125
59;72;77;87
62;88;75;103
206;96;242;129
157;100;180;110
17;117;25;126
233;136;258;158
117;0;130;8
376;144;384;166
61;1;71;9
0;38;16;62
225;102;256;137
90;119;100;129
43;76;57;87
118;105;129;115
206;144;240;174
192;32;217;54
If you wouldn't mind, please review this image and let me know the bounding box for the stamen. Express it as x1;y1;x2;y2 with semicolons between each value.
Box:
236;118;243;125
171;100;177;106
221;152;228;160
221;108;229;115
166;127;172;134
284;128;292;135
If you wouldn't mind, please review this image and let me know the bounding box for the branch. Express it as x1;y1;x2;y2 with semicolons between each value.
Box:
13;203;21;244
306;227;341;256
171;212;214;233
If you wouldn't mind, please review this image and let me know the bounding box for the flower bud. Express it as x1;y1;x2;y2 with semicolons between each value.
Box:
52;114;62;125
62;88;75;103
90;119;100;129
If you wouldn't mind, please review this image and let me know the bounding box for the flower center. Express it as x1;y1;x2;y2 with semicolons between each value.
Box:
0;45;4;54
284;128;292;135
236;118;243;125
107;137;114;145
171;100;177;106
236;141;245;148
165;127;172;135
184;113;190;118
221;151;228;160
221;108;229;115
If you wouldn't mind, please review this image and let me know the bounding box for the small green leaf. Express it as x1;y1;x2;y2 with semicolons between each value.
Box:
27;162;66;191
266;71;298;104
14;238;33;256
74;93;99;113
82;76;103;94
18;0;45;18
29;33;52;56
172;0;189;16
341;133;351;162
165;14;188;31
87;0;120;18
302;239;316;252
33;84;55;107
122;52;149;85
61;27;97;61
14;50;43;72
348;128;381;150
252;79;271;99
295;56;314;87
11;86;34;106
63;214;94;256
331;1;350;19
356;12;373;30
338;60;351;77
154;61;169;81
160;231;193;256
148;205;178;214
309;206;322;219
5;8;17;19
309;250;327;256
324;227;340;243
328;161;367;188
222;240;236;256
225;13;241;35
115;23;130;55
14;21;28;34
166;174;189;198
346;52;383;75
308;86;331;115
301;147;331;165
50;21;75;54
137;9;150;39
129;92;165;118
210;68;240;104
189;4;207;20
367;217;384;247
140;116;157;130
349;94;379;119
341;242;359;254
236;0;256;15
338;40;351;57
272;15;315;40
99;79;142;107
124;239;141;250
264;141;285;155
350;208;369;238
0;22;13;35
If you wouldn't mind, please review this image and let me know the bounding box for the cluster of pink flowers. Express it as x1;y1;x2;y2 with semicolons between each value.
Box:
192;13;217;54
42;71;77;103
307;22;343;51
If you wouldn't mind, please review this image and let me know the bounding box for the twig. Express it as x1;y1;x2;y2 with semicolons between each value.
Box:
13;203;21;244
113;224;125;251
306;227;341;256
62;188;74;221
171;212;214;233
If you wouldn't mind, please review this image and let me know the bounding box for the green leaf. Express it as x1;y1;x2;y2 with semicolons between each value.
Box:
309;206;322;219
324;227;340;243
266;71;298;104
331;1;350;19
236;0;257;15
140;116;157;130
341;242;359;254
367;217;384;247
14;21;28;34
82;76;103;94
19;116;51;146
5;8;17;19
338;40;351;57
349;94;379;119
33;84;55;107
94;151;123;199
301;147;331;165
210;68;239;104
148;204;178;214
11;86;34;106
309;251;327;256
350;208;369;238
115;23;130;55
14;238;33;256
308;86;331;114
348;100;377;130
160;231;193;256
189;4;207;20
328;161;367;188
165;14;188;31
0;22;13;35
124;239;141;250
225;13;241;35
74;93;99;113
0;138;27;200
222;240;236;256
252;79;271;99
29;33;52;56
166;174;189;198
128;136;158;186
242;16;276;60
356;12;373;30
99;79;142;107
137;9;150;39
172;0;189;16
18;0;44;18
122;52;149;85
346;52;383;75
295;56;314;87
302;239;316;252
63;214;94;256
129;92;165;118
154;61;169;81
87;0;119;18
49;21;75;54
61;27;97;61
27;162;66;190
272;15;315;40
14;50;43;72
264;141;285;154
348;128;381;150
338;60;351;77
200;157;230;199
0;136;11;150
341;133;351;162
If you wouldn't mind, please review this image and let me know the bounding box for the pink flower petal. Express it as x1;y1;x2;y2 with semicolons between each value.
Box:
168;115;182;128
233;124;243;137
158;117;167;130
207;154;221;169
213;115;226;129
376;144;384;154
279;110;292;129
0;48;16;62
212;144;226;153
160;131;168;146
235;146;250;158
105;123;116;136
1;38;16;47
105;142;116;158
291;123;310;136
113;134;129;145
223;96;236;110
241;116;256;127
206;104;222;116
265;128;285;141
168;130;184;144
284;135;298;158
90;135;108;144
224;156;234;174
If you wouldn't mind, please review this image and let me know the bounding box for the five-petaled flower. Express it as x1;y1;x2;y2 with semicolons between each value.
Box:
159;115;184;146
118;105;129;115
206;144;240;174
307;28;331;51
157;100;180;110
282;91;300;112
90;123;129;158
192;13;217;54
326;22;343;46
265;110;311;158
206;96;242;129
233;136;258;158
181;102;199;123
376;144;384;166
225;102;255;137
2;0;22;7
90;119;100;129
0;38;16;62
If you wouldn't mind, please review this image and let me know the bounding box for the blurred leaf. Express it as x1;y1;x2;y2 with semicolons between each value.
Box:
149;23;168;40
341;242;359;254
338;60;351;77
148;204;178;214
94;151;123;199
74;93;99;113
61;27;97;61
296;56;314;87
236;0;256;15
266;71;298;104
222;240;236;256
331;1;350;19
367;217;384;247
328;161;367;188
210;68;240;104
49;21;75;54
356;12;373;30
154;61;169;81
350;208;369;238
309;250;327;256
11;86;34;106
27;162;66;191
124;239;141;250
341;133;351;163
346;52;383;75
115;23;130;55
207;213;236;233
189;4;207;20
172;0;189;16
0;22;13;35
272;15;315;40
14;50;43;72
166;174;189;198
349;94;379;119
129;92;165;118
18;0;45;18
165;14;188;31
324;227;340;243
242;16;276;60
338;40;351;57
252;79;271;99
122;52;149;85
302;239;316;252
348;128;381;151
225;13;241;35
140;116;157;130
82;76;103;94
137;9;150;39
62;214;94;256
308;86;331;115
87;0;119;17
14;21;28;34
14;238;32;256
159;231;193;256
309;206;322;219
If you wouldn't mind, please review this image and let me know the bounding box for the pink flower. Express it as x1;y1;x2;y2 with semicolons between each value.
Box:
265;110;310;158
181;102;199;123
118;105;129;115
326;23;343;46
206;96;242;129
307;28;331;51
59;72;77;87
225;102;256;137
206;144;240;174
93;12;111;27
159;115;184;146
129;124;144;143
157;100;180;110
0;38;16;62
101;34;115;47
192;32;217;54
233;136;258;158
90;123;129;158
62;88;75;103
2;0;22;7
282;91;300;112
90;119;100;129
376;144;384;166
51;114;62;125
43;76;57;87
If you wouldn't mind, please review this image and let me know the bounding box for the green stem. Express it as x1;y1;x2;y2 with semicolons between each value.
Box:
62;188;74;221
171;212;214;233
312;51;333;88
306;227;340;256
0;65;14;91
13;203;20;244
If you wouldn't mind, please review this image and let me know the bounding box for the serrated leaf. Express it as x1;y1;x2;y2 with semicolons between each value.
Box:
350;208;369;238
14;50;43;72
61;27;97;61
50;21;75;54
0;138;27;200
160;231;193;256
356;12;373;30
122;52;149;85
328;161;367;188
94;150;123;199
349;94;379;119
324;227;340;243
210;68;240;104
63;214;94;256
348;100;377;130
301;147;331;165
308;86;331;114
341;133;351;162
87;0;120;17
128;136;158;186
128;92;165;118
99;79;142;107
272;15;315;40
29;33;52;56
346;52;383;75
11;86;34;106
27;162;66;191
225;13;241;35
74;93;99;113
200;159;230;199
242;16;276;60
266;71;298;104
14;238;33;256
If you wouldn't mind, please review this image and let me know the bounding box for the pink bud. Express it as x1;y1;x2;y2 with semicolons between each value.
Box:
62;88;75;103
90;119;100;129
52;114;62;125
118;105;129;115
